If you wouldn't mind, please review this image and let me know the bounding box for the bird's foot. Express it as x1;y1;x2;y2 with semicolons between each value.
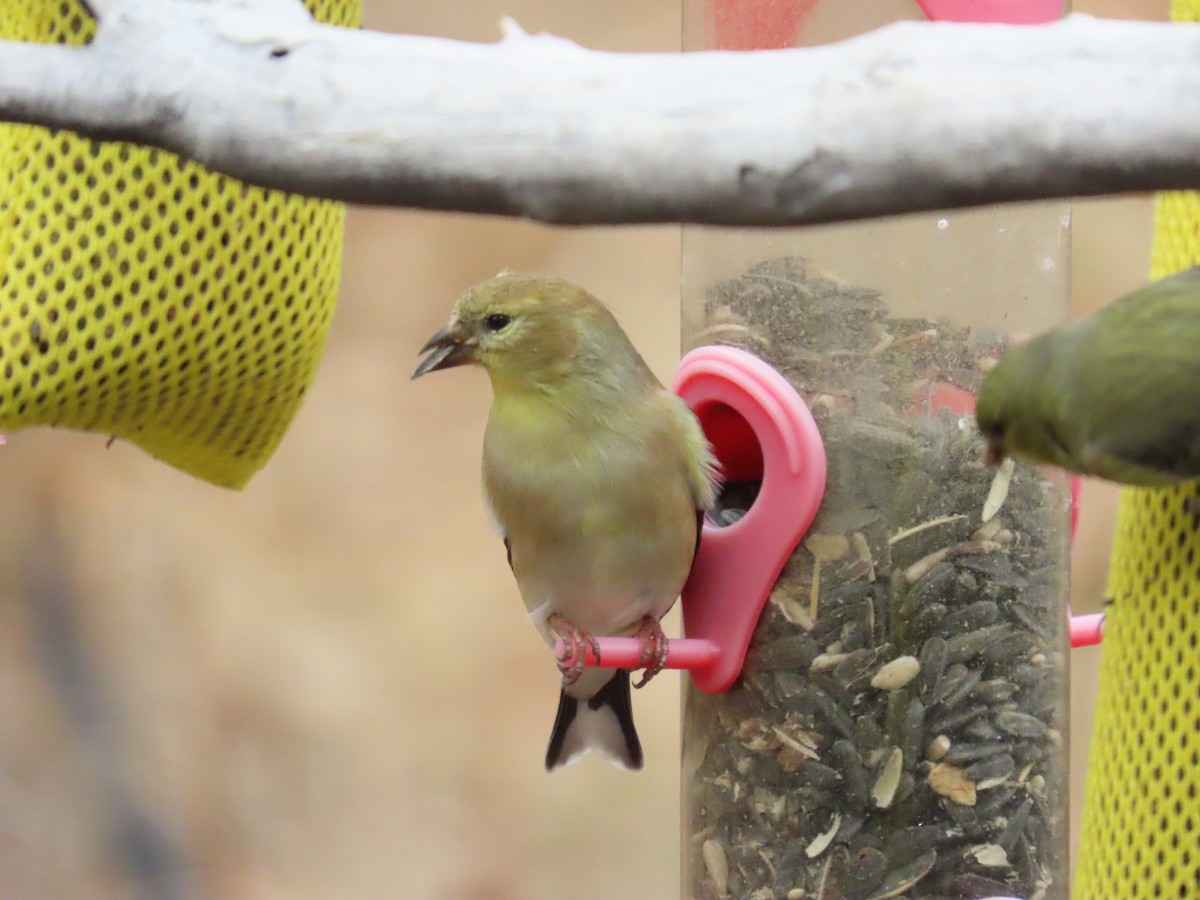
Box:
548;613;600;687
632;615;668;689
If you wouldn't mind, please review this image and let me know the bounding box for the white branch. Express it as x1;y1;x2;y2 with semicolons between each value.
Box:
2;5;1200;225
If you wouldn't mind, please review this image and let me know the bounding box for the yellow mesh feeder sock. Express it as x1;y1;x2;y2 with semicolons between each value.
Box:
1074;3;1200;890
0;0;362;489
1075;480;1200;898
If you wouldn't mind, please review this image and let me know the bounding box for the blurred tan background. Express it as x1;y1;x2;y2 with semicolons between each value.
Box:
0;1;1168;897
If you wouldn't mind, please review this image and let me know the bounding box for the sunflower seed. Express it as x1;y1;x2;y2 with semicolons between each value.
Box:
941;600;1001;634
829;739;869;805
926;734;951;761
927;663;971;707
805;814;842;859
901;698;925;765
996;710;1047;739
944;741;1015;765
870;655;921;690
945;624;1014;663
982;458;1016;522
871;747;904;809
937;666;983;711
864;850;937;899
703;839;729;897
972;678;1018;704
968;843;1011;868
965;753;1016;790
915;636;948;697
751;634;822;670
928;762;978;806
928;703;989;736
998;798;1034;852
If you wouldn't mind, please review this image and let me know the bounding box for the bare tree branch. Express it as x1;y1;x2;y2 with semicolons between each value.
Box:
1;5;1199;225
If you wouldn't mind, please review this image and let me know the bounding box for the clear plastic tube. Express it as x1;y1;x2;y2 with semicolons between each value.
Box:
680;5;1071;899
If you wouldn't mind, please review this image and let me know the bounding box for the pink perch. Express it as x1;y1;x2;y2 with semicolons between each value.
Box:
552;637;719;671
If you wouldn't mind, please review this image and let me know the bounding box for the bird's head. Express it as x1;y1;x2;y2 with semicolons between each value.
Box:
412;272;643;392
973;377;1012;468
975;335;1068;470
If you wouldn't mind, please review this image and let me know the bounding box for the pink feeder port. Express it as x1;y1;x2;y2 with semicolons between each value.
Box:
556;346;827;693
675;346;827;693
915;0;1064;24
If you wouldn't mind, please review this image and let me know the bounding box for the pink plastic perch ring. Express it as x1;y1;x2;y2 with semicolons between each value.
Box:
674;346;827;692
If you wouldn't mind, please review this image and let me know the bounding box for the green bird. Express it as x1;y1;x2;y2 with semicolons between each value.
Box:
976;265;1200;486
413;273;718;770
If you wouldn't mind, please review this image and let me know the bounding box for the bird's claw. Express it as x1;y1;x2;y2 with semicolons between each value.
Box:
549;613;600;687
632;615;668;689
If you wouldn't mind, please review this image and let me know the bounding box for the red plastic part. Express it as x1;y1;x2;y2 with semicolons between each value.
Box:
910;382;978;418
709;0;1064;53
915;0;1064;23
710;0;819;50
1069;612;1105;648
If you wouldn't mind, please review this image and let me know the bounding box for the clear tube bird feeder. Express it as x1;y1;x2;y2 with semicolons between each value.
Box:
680;3;1072;899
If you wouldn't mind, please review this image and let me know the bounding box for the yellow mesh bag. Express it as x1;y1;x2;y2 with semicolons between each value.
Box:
1074;4;1200;895
0;0;361;488
1075;483;1200;898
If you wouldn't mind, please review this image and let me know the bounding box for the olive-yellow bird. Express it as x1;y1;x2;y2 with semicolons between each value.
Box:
413;273;717;770
976;265;1200;486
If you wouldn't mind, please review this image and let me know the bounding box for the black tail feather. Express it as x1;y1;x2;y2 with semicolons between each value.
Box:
544;670;643;771
545;693;579;769
588;670;641;764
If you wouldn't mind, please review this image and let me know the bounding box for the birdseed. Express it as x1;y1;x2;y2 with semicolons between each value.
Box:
683;258;1068;900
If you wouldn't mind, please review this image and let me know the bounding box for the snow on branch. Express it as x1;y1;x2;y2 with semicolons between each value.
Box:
2;2;1200;226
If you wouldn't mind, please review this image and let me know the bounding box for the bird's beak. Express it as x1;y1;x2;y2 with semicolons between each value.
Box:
985;442;1005;467
412;326;474;379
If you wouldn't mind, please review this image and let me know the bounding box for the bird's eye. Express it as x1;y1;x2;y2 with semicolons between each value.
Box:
485;313;512;333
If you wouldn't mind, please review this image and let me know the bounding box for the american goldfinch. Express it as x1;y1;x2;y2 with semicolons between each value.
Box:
413;273;718;770
976;265;1200;486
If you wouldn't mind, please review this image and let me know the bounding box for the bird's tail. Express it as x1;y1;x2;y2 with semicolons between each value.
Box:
545;669;643;771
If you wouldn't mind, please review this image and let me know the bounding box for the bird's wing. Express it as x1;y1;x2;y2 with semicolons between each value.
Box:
655;388;719;513
1083;413;1200;486
655;390;714;571
1071;323;1200;485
